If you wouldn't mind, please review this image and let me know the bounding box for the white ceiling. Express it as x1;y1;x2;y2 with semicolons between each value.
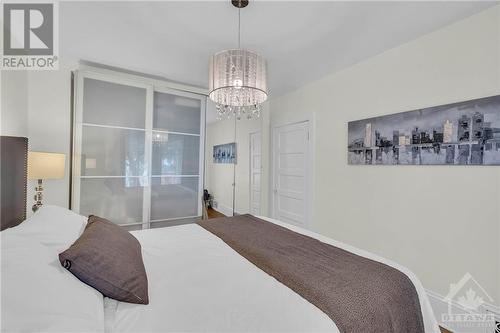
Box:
61;1;495;99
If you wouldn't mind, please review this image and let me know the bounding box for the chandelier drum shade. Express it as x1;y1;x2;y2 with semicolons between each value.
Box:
208;1;268;120
209;49;267;107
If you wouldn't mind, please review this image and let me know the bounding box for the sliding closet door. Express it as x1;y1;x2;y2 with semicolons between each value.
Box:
74;75;150;226
150;89;205;225
73;71;205;228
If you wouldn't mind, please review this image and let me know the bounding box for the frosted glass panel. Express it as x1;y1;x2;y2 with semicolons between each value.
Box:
153;92;201;134
79;177;144;224
83;78;146;128
150;177;199;221
76;74;204;227
151;133;199;176
81;126;145;176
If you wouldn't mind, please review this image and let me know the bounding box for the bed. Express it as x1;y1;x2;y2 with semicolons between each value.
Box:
1;206;440;333
109;215;439;333
0;137;439;332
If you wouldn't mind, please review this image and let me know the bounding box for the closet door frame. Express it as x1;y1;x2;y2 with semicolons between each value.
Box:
72;70;206;228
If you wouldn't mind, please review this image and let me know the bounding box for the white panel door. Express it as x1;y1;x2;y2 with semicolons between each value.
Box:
273;121;309;226
249;131;262;215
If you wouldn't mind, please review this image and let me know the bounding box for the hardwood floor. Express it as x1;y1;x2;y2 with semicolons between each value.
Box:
207;207;225;219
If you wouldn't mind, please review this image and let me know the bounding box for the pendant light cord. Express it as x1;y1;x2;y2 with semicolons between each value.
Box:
238;8;241;49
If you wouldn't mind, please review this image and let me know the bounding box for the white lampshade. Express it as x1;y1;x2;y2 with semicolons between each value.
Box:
27;151;65;180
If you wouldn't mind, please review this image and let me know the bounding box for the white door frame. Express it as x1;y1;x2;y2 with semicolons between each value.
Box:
249;130;262;215
270;115;314;228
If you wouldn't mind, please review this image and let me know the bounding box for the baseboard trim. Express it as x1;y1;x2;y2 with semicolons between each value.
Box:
426;289;499;333
212;204;232;217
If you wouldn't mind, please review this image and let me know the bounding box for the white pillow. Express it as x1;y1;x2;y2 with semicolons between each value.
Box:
0;240;105;332
2;205;87;253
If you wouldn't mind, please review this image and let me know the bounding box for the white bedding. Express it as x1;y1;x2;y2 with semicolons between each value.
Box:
106;216;440;333
1;206;105;333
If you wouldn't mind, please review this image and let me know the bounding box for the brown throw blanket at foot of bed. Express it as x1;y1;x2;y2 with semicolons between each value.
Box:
198;214;424;333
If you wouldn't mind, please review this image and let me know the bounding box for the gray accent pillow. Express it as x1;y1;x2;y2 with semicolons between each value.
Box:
59;215;149;304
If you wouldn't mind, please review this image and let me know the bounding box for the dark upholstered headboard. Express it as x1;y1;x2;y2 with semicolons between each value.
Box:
0;136;28;231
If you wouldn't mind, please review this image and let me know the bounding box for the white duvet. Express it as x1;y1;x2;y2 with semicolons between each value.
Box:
1;206;105;333
105;216;440;333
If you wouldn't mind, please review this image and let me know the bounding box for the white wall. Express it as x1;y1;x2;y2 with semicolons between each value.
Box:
205;117;236;216
270;5;499;308
1;60;77;215
1;71;28;137
25;60;78;215
0;16;28;138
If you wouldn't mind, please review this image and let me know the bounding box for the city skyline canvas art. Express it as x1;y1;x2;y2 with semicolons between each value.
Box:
213;142;237;164
348;95;500;165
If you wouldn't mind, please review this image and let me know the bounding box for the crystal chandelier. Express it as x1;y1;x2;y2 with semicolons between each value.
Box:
208;0;268;120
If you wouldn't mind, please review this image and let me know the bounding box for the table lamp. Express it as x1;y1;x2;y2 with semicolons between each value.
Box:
27;151;65;212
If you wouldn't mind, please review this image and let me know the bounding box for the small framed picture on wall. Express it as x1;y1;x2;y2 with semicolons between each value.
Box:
213;143;237;164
